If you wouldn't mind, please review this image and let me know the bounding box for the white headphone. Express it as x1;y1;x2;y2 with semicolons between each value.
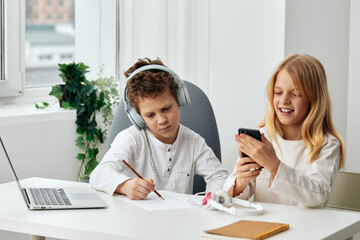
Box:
123;64;191;129
201;190;264;216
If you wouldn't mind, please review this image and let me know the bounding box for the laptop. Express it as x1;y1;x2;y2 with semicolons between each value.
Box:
0;137;107;210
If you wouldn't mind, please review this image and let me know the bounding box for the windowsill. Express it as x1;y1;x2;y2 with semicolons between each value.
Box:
0;101;76;127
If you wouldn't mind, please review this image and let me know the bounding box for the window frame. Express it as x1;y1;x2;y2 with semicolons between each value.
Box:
0;0;24;99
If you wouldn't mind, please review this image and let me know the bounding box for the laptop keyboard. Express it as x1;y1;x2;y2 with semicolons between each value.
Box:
29;188;72;206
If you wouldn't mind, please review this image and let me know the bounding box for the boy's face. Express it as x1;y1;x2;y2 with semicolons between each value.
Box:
138;89;180;144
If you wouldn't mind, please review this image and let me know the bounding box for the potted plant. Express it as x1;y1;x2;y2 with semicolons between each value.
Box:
36;62;120;181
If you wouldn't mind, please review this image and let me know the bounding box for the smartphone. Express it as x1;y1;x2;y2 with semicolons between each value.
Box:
238;128;261;158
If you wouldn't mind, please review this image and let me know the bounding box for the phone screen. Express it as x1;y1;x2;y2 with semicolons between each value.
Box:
238;128;261;158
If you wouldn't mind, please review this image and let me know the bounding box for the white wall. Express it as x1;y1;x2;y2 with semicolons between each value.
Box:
208;0;286;172
284;0;350;151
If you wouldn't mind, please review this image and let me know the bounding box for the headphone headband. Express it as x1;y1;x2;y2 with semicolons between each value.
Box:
201;190;264;216
123;64;191;130
126;64;181;83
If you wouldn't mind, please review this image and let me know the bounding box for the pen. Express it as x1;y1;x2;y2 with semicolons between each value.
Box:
122;160;164;200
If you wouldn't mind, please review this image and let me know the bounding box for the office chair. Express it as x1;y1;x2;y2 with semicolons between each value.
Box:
327;171;360;211
106;81;222;194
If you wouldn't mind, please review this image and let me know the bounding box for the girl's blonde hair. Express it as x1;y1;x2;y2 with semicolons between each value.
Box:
259;54;344;168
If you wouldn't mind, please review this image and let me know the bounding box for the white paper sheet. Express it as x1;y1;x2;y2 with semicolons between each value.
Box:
117;190;202;211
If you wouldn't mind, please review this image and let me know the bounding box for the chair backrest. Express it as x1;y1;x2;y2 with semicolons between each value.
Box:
106;81;222;194
327;171;360;211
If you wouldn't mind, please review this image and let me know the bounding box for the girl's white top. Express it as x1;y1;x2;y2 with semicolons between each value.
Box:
223;126;340;208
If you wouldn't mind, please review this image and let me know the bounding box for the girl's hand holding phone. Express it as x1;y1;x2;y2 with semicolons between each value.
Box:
233;157;262;196
236;132;280;177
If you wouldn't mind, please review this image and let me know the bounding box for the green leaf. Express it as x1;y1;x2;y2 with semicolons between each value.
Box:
88;148;99;161
81;84;95;96
84;159;99;176
76;114;89;126
76;126;86;134
42;101;50;107
61;101;75;109
49;85;63;99
75;136;85;148
86;133;96;142
35;101;50;109
77;62;90;74
97;129;104;143
58;72;66;83
96;91;106;109
76;153;86;161
77;106;86;115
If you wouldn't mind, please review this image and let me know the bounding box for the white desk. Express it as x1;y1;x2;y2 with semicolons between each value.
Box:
0;178;359;240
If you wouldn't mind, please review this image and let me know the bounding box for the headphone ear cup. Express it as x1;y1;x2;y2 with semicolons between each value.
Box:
214;190;232;207
202;191;232;211
128;107;146;130
175;79;191;107
202;192;214;210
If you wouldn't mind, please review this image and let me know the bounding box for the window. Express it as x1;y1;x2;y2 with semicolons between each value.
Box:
25;0;75;88
0;0;118;99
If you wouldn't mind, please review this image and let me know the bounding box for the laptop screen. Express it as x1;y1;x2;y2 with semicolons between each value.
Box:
0;137;24;191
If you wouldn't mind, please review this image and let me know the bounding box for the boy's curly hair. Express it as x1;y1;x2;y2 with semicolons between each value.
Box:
124;58;178;114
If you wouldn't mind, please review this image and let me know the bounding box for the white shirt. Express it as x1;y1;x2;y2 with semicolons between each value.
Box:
223;126;340;208
90;124;228;195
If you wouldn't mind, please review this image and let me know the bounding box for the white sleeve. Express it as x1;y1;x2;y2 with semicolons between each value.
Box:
89;129;137;195
269;136;340;207
194;136;228;193
223;169;237;193
223;159;255;200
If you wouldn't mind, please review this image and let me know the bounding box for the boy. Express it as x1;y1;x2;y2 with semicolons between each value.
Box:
90;58;228;200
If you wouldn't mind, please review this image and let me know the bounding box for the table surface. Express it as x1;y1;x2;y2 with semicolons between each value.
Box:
0;177;359;240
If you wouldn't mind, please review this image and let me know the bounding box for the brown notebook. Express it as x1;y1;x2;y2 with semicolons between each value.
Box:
203;220;289;240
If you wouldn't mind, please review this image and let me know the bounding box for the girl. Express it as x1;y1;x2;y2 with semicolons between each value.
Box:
224;54;345;208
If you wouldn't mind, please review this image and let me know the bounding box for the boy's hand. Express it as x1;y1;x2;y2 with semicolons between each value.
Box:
116;178;155;200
